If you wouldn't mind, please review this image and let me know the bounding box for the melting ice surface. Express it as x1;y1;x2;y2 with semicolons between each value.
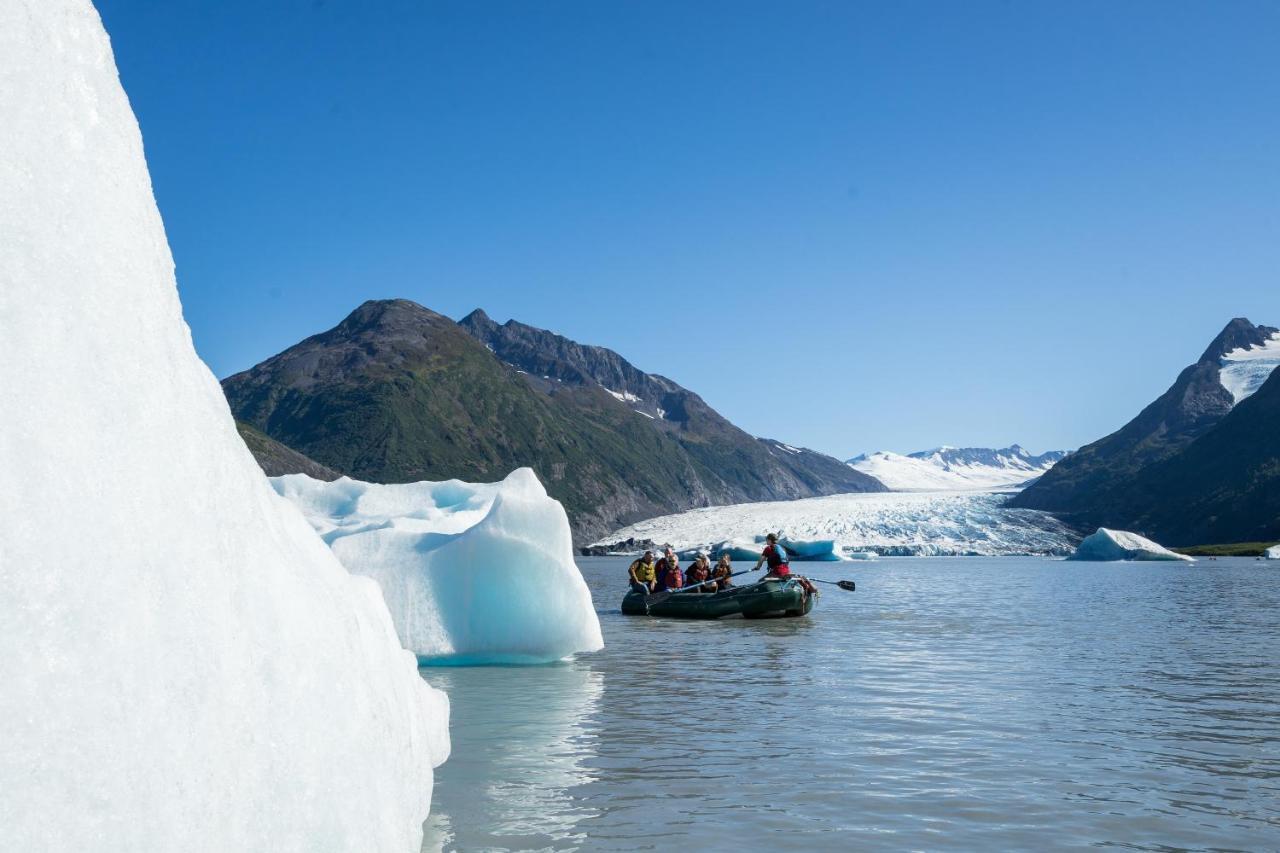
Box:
598;491;1078;556
272;469;604;664
1067;528;1194;562
1220;331;1280;404
0;2;447;849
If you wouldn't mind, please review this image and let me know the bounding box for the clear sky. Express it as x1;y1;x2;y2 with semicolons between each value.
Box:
96;0;1280;459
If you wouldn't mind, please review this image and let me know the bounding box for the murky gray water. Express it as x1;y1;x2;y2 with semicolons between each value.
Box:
421;556;1280;851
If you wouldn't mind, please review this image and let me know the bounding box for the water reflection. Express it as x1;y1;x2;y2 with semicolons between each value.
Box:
418;558;1280;851
420;663;603;852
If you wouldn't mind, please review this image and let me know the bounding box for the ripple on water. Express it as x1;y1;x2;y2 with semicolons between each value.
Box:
421;557;1280;851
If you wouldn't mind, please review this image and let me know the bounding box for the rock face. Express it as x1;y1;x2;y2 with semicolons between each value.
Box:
1067;529;1194;562
237;421;339;480
1013;318;1280;544
225;300;883;543
457;309;881;501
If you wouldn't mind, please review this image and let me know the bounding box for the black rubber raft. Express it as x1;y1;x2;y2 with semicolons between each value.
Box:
621;577;815;619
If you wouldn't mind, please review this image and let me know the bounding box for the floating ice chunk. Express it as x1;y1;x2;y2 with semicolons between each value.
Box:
272;469;604;664
1266;545;1280;560
780;538;848;561
1067;528;1194;562
0;3;447;849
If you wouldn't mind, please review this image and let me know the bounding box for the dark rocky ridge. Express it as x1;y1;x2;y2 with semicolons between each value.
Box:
1014;318;1274;517
1013;317;1279;544
225;299;883;543
458;308;879;500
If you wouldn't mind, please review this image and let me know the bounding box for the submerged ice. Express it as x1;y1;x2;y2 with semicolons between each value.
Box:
598;491;1078;557
272;469;604;664
0;3;447;850
1067;529;1194;562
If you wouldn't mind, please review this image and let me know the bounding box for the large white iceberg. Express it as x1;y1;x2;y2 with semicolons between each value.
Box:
0;3;448;850
271;470;604;664
1067;529;1195;562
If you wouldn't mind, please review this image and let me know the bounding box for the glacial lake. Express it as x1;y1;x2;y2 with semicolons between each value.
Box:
420;556;1280;851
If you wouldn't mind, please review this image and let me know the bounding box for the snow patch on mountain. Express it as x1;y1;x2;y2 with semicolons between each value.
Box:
848;445;1068;492
595;491;1078;557
1220;332;1280;404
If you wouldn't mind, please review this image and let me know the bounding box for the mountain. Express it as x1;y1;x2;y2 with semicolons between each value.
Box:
1012;318;1280;544
1099;367;1280;545
223;300;883;542
848;445;1068;491
236;421;339;481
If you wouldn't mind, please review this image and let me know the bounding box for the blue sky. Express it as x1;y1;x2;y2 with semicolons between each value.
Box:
97;0;1280;458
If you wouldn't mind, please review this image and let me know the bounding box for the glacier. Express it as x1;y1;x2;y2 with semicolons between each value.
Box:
848;445;1068;492
1220;331;1280;404
1067;529;1195;562
0;3;448;850
596;491;1079;557
271;470;604;664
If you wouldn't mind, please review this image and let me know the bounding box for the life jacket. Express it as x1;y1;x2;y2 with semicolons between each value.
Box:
765;543;789;570
630;559;656;583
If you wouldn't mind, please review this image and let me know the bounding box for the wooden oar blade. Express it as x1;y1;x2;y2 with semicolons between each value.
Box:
837;580;857;592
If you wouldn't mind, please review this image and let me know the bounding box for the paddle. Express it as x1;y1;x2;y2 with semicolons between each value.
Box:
662;567;757;595
806;577;857;592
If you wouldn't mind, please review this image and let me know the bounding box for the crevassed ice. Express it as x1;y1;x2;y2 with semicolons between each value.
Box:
272;469;604;665
1220;332;1280;404
0;3;447;850
597;491;1078;557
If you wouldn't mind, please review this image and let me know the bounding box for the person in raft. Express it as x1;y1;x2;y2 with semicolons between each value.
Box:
628;550;658;594
754;533;791;579
685;554;716;593
656;553;684;592
711;554;734;590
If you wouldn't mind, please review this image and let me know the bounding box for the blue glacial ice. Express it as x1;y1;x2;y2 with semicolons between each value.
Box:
272;469;604;664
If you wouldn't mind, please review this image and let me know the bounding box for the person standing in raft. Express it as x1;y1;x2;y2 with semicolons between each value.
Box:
754;533;791;579
628;550;658;594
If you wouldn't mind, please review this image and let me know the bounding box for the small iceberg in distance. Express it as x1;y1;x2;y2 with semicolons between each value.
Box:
1067;528;1195;562
272;468;604;665
1266;545;1280;560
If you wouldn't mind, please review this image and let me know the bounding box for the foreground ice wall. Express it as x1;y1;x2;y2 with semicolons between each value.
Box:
597;491;1079;557
272;471;604;664
0;3;447;850
1067;529;1195;562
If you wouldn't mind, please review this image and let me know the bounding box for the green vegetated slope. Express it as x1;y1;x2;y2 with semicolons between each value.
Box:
223;300;883;543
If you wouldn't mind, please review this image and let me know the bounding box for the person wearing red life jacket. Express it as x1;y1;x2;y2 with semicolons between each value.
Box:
753;533;791;579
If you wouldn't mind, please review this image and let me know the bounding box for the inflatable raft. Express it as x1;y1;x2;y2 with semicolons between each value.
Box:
620;577;815;620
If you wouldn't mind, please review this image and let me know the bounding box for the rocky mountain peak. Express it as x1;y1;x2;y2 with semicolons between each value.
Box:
1198;317;1277;363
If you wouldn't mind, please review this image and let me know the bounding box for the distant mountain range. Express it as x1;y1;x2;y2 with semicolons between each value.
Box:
223;300;883;542
848;445;1069;491
1013;318;1280;545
